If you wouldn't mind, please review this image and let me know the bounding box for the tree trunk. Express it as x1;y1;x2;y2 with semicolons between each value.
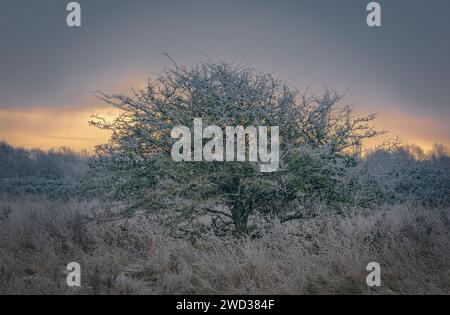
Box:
231;205;250;236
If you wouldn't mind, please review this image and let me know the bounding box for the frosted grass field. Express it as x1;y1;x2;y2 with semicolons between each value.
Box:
0;197;448;295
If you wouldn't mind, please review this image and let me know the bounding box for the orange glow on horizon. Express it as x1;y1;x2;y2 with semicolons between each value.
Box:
368;109;450;153
0;73;151;153
0;107;120;153
0;105;449;154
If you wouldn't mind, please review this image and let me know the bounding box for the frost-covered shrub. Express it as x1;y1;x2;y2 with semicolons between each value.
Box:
90;60;382;235
342;145;450;208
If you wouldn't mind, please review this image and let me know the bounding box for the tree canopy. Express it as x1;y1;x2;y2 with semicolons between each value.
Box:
90;60;383;235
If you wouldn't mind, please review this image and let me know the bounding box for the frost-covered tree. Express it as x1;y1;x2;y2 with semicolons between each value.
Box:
90;60;382;235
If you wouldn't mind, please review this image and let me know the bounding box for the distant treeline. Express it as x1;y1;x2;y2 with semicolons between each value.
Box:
353;144;450;208
1;140;449;209
0;141;89;198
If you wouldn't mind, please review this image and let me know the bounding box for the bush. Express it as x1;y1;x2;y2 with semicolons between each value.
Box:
343;145;450;209
90;60;382;235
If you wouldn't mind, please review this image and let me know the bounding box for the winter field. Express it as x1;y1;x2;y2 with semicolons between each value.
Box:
1;62;449;295
0;195;449;294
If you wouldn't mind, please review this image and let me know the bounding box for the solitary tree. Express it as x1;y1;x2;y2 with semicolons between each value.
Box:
90;59;382;236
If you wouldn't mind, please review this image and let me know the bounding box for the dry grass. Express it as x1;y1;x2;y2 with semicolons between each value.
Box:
0;197;449;295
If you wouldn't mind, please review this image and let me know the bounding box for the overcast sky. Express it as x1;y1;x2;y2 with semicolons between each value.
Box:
0;0;449;150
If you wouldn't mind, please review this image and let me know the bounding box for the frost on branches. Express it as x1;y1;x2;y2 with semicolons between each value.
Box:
89;59;384;236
